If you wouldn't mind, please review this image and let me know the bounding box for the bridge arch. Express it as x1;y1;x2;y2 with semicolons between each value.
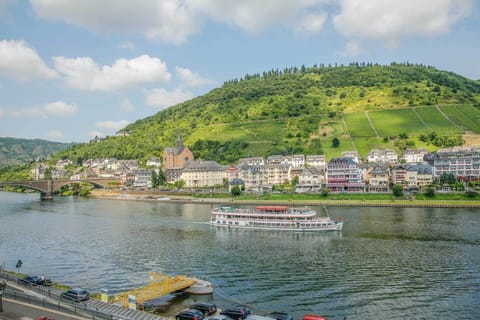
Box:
0;178;120;200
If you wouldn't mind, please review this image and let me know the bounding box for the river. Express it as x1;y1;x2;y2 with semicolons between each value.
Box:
0;192;479;319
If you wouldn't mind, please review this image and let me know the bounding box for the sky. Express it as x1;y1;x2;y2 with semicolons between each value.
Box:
0;0;479;143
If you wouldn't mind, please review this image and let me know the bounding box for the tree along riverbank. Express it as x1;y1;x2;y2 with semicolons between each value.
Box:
90;189;480;208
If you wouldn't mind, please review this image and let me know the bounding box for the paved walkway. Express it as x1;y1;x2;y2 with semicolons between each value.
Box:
0;298;88;320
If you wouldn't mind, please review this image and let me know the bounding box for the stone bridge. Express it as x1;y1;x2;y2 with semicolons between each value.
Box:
0;178;119;200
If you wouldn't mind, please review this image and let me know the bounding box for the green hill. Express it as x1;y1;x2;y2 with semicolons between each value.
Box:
0;137;71;168
55;63;480;164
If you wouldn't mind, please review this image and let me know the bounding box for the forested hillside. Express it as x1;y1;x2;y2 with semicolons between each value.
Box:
0;137;71;168
54;63;480;164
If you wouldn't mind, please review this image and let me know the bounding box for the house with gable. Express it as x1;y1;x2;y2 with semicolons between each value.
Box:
406;164;433;190
366;164;390;192
296;166;324;193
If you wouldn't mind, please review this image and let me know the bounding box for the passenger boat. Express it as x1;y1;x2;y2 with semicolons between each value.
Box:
210;205;343;231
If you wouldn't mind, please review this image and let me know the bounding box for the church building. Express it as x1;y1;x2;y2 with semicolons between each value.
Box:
163;134;194;182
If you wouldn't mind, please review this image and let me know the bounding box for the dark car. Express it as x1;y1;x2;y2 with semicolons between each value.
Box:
207;316;233;320
176;309;205;320
190;302;217;316
60;288;90;302
18;276;43;286
220;307;251;320
265;312;294;320
18;275;52;286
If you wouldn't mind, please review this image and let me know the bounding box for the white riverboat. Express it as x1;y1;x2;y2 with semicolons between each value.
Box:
210;205;343;231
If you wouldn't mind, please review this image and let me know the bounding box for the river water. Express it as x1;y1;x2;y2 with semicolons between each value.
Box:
0;192;479;319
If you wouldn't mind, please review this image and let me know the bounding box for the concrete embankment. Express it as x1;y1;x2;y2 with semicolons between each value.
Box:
90;190;480;208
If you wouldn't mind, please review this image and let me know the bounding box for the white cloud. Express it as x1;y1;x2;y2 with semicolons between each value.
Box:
31;0;198;45
43;101;77;116
176;66;216;87
0;40;58;80
31;0;328;44
53;54;171;91
146;88;194;109
5;101;77;118
46;130;64;140
334;0;472;46
119;41;135;50
119;98;135;111
296;12;327;34
190;0;328;34
341;40;366;57
96;120;130;130
10;106;45;118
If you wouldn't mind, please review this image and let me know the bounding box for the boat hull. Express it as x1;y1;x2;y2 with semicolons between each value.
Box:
209;222;343;232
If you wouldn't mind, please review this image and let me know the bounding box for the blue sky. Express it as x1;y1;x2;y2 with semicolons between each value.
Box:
0;0;479;143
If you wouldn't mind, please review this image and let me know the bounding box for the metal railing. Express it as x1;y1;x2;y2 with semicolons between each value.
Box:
0;270;118;320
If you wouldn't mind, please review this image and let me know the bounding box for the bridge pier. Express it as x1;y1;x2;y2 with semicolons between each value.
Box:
40;180;53;200
40;192;53;200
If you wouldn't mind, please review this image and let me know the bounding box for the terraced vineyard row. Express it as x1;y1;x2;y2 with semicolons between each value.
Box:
344;105;478;138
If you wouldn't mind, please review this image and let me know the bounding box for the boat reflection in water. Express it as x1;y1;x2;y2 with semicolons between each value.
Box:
213;225;343;245
210;206;343;231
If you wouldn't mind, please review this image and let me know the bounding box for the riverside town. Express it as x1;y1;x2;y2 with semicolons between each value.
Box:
25;135;480;196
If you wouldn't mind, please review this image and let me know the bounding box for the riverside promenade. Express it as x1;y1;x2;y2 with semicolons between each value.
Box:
90;189;480;208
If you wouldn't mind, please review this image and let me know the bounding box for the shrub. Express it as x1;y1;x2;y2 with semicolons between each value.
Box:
392;184;404;197
424;186;435;198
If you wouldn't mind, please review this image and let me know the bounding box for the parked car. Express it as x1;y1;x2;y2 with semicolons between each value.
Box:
190;302;217;316
18;275;52;286
246;316;276;320
60;288;90;302
265;312;293;320
206;316;233;320
220;307;251;320
302;315;328;320
18;276;40;286
176;309;205;320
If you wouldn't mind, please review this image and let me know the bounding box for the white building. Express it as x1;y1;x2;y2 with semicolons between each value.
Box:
133;169;153;188
180;160;228;187
433;146;480;180
367;149;398;163
290;155;305;168
296;167;324;193
341;151;360;164
306;155;326;169
238;165;264;192
402;148;428;164
146;157;161;167
238;157;265;166
55;159;72;170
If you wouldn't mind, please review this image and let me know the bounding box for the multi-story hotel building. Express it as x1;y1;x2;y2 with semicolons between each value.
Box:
433;146;480;180
326;157;365;192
